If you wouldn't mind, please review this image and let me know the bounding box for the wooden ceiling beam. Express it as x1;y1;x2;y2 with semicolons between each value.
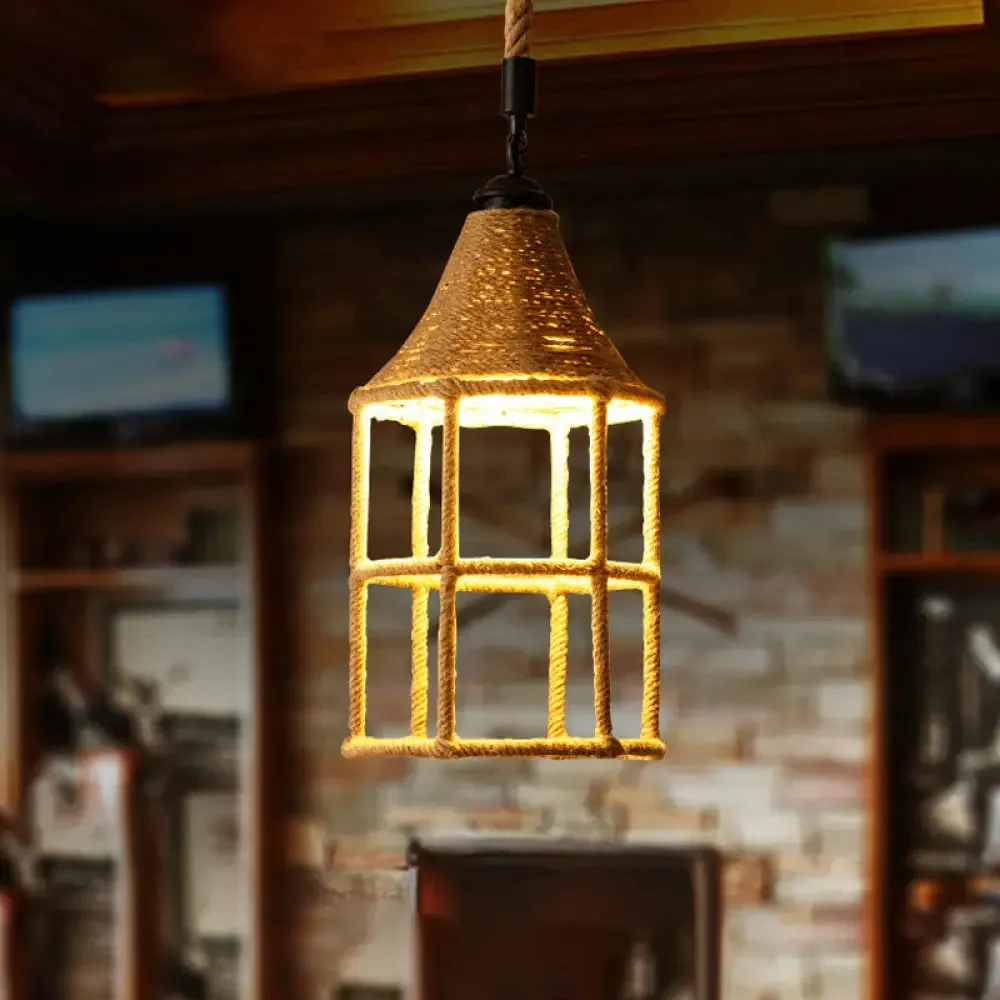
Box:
102;0;984;96
0;0;165;201
87;23;1000;208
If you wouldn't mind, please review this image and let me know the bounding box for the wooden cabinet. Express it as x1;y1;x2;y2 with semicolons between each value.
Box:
870;416;1000;1000
0;442;274;1000
410;840;721;1000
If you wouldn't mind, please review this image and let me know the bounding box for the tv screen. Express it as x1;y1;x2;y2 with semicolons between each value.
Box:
7;284;233;442
826;228;1000;410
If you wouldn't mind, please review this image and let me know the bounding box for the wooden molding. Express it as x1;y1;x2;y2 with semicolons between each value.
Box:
218;0;983;33
869;414;1000;452
103;0;984;97
87;23;1000;208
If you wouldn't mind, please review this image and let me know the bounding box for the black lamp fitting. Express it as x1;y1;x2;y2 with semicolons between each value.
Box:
472;53;552;210
502;56;537;119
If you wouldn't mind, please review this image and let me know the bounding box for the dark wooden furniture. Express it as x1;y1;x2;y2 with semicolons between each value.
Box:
869;415;1000;1000
410;838;721;1000
0;441;273;1000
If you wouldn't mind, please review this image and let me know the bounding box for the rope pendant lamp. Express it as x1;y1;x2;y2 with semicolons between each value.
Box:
343;0;665;761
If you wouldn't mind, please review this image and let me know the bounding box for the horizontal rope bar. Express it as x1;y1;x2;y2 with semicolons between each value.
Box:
351;558;658;593
342;735;666;759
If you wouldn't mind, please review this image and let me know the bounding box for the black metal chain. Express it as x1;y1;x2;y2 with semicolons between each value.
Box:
502;55;536;176
506;116;529;176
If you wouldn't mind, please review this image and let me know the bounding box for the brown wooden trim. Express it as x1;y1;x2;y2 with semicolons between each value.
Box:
878;551;1000;573
87;24;1000;207
8;567;243;594
204;0;983;44
868;414;1000;452
119;0;983;97
864;444;887;1000
2;442;256;482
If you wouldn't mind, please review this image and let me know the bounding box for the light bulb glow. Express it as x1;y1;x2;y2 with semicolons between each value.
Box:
364;391;652;430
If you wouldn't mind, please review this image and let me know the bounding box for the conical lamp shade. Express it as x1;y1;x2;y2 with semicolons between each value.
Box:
350;208;662;425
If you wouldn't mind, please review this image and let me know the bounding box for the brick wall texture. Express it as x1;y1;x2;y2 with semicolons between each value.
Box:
276;186;870;1000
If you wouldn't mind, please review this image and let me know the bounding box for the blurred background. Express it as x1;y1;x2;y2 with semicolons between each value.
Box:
0;2;997;1000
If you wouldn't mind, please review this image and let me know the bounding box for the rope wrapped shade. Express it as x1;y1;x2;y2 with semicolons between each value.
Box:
342;0;664;761
353;209;662;426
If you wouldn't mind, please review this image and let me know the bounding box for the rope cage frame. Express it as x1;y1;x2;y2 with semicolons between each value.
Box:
342;379;666;760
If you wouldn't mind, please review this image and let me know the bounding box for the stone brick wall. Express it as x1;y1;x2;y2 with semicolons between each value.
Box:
276;185;869;1000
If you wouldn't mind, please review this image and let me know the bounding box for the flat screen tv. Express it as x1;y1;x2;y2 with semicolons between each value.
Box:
4;283;245;447
826;227;1000;411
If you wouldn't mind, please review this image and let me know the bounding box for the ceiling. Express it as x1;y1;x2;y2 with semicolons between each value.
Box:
101;0;984;101
0;0;994;211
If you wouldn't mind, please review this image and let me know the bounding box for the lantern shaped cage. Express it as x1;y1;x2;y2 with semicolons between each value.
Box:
342;208;665;760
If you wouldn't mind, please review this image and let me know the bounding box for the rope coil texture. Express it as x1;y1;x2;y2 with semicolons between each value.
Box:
504;0;533;58
342;185;664;762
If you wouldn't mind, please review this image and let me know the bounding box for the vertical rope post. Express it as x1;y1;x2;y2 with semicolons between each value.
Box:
436;398;461;745
410;420;434;739
589;400;612;741
348;412;372;739
547;420;570;739
641;410;662;740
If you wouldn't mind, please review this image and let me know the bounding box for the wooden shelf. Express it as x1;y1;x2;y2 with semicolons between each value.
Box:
10;565;243;593
869;415;1000;454
877;552;1000;574
3;441;256;483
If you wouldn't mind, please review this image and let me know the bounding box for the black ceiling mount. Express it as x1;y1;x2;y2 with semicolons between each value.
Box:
473;172;552;210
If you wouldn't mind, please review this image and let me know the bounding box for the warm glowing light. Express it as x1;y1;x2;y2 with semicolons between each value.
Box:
365;392;653;429
343;208;664;760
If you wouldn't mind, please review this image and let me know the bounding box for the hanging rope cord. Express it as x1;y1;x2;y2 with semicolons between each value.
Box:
504;0;533;57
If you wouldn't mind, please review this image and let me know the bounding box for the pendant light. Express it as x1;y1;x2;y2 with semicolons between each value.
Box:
343;0;664;760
